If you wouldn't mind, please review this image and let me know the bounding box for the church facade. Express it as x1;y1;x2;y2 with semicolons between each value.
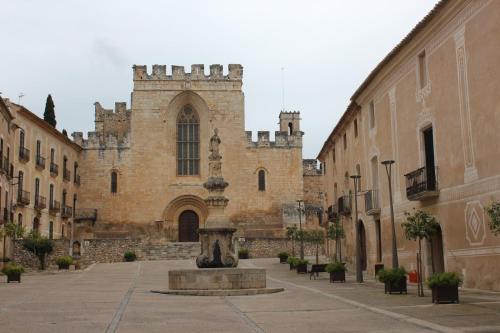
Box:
72;64;315;242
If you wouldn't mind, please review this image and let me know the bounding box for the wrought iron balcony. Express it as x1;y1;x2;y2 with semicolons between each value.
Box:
49;200;61;215
34;195;46;210
63;168;71;182
364;189;381;215
338;195;351;216
74;208;97;222
405;166;439;201
327;204;339;221
61;205;73;218
36;155;46;170
17;190;30;206
74;175;80;186
50;162;59;176
19;147;30;163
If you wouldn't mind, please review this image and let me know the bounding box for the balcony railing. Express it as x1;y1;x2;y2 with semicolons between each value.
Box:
36;155;46;170
34;195;47;210
17;190;30;206
405;166;439;201
364;189;381;215
19;147;30;163
74;175;80;186
61;205;73;218
49;200;61;215
50;162;59;176
74;208;97;222
327;204;338;222
63;168;71;182
338;195;351;216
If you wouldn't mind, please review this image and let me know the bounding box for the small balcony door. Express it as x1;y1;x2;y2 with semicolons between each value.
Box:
423;127;436;191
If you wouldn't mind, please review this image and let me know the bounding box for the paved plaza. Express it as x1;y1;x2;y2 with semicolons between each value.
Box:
1;258;500;333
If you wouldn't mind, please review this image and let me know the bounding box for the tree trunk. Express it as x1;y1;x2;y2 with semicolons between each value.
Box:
418;239;424;297
2;235;6;262
316;243;319;264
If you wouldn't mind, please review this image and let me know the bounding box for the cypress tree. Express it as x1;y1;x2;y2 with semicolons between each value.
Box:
43;94;57;127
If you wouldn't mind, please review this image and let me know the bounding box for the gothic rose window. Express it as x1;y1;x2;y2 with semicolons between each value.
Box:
177;106;200;175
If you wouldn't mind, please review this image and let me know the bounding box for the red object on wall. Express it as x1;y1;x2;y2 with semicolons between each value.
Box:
409;270;419;283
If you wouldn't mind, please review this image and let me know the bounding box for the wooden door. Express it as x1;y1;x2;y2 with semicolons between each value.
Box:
178;210;199;242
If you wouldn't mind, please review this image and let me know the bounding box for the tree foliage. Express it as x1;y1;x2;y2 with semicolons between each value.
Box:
402;209;440;241
43;94;57;127
485;200;500;235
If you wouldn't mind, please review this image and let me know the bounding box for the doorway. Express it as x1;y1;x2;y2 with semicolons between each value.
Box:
358;220;367;271
178;210;199;242
430;225;445;274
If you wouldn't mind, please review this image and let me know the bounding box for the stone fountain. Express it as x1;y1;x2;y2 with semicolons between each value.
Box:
155;129;283;296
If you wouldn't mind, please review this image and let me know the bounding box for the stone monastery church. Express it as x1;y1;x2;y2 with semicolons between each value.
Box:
72;64;321;244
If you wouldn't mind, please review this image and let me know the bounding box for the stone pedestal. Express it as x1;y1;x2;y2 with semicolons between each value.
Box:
196;227;238;268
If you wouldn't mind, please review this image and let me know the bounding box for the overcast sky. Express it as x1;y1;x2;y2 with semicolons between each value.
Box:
1;0;437;158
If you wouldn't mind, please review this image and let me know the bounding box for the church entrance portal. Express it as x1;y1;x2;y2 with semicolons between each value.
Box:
178;210;199;242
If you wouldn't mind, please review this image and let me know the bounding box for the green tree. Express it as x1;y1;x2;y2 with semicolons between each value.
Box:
327;220;345;262
1;222;25;262
22;231;54;270
286;225;298;257
402;209;439;297
43;94;57;127
305;229;325;264
485;200;500;235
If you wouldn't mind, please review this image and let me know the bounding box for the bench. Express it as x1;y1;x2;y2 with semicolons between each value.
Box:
309;264;327;279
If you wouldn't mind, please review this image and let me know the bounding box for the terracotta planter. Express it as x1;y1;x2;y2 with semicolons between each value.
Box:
431;285;459;304
329;270;346;283
296;263;308;274
7;272;21;283
384;276;407;294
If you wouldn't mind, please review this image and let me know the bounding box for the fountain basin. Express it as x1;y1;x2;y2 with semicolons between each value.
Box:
169;268;265;290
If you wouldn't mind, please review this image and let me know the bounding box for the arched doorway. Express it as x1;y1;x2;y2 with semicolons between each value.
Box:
430;225;445;274
358;220;367;271
178;210;199;242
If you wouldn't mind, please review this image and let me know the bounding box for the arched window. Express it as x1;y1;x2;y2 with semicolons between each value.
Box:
111;171;117;193
19;130;25;148
177;106;199;176
258;170;266;191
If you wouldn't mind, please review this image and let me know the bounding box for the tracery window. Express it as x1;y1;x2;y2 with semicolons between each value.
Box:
177;106;199;176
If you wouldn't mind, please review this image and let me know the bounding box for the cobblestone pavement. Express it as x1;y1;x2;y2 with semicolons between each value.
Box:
0;258;499;333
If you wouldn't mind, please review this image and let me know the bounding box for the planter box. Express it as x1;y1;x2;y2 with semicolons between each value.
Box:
431;285;459;304
329;270;346;283
279;256;288;263
238;253;249;259
296;263;307;274
7;272;21;283
58;263;70;270
289;263;296;270
384;276;407;294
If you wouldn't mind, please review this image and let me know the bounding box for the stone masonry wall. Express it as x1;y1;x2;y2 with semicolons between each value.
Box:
239;237;326;258
12;239;70;271
79;238;144;266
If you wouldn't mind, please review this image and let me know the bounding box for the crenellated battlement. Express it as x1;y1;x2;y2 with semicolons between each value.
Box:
72;131;131;150
303;159;323;176
245;131;303;149
133;64;243;81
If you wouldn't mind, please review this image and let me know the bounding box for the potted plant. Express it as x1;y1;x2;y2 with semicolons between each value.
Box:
327;219;345;262
124;251;137;262
402;209;439;297
296;259;309;274
326;261;346;283
377;267;407;294
278;251;289;263
1;262;25;283
238;248;249;259
305;229;324;264
56;256;73;270
287;256;299;270
427;272;462;304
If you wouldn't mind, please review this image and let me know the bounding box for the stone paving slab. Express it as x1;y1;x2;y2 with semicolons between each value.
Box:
0;257;499;332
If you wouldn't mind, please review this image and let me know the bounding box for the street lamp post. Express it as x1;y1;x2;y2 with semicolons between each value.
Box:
382;159;398;269
297;199;304;260
350;174;363;283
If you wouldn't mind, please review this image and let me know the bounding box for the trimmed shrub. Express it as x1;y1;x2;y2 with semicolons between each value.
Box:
124;251;137;262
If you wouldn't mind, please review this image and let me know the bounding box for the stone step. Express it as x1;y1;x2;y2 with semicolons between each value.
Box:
141;242;201;261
